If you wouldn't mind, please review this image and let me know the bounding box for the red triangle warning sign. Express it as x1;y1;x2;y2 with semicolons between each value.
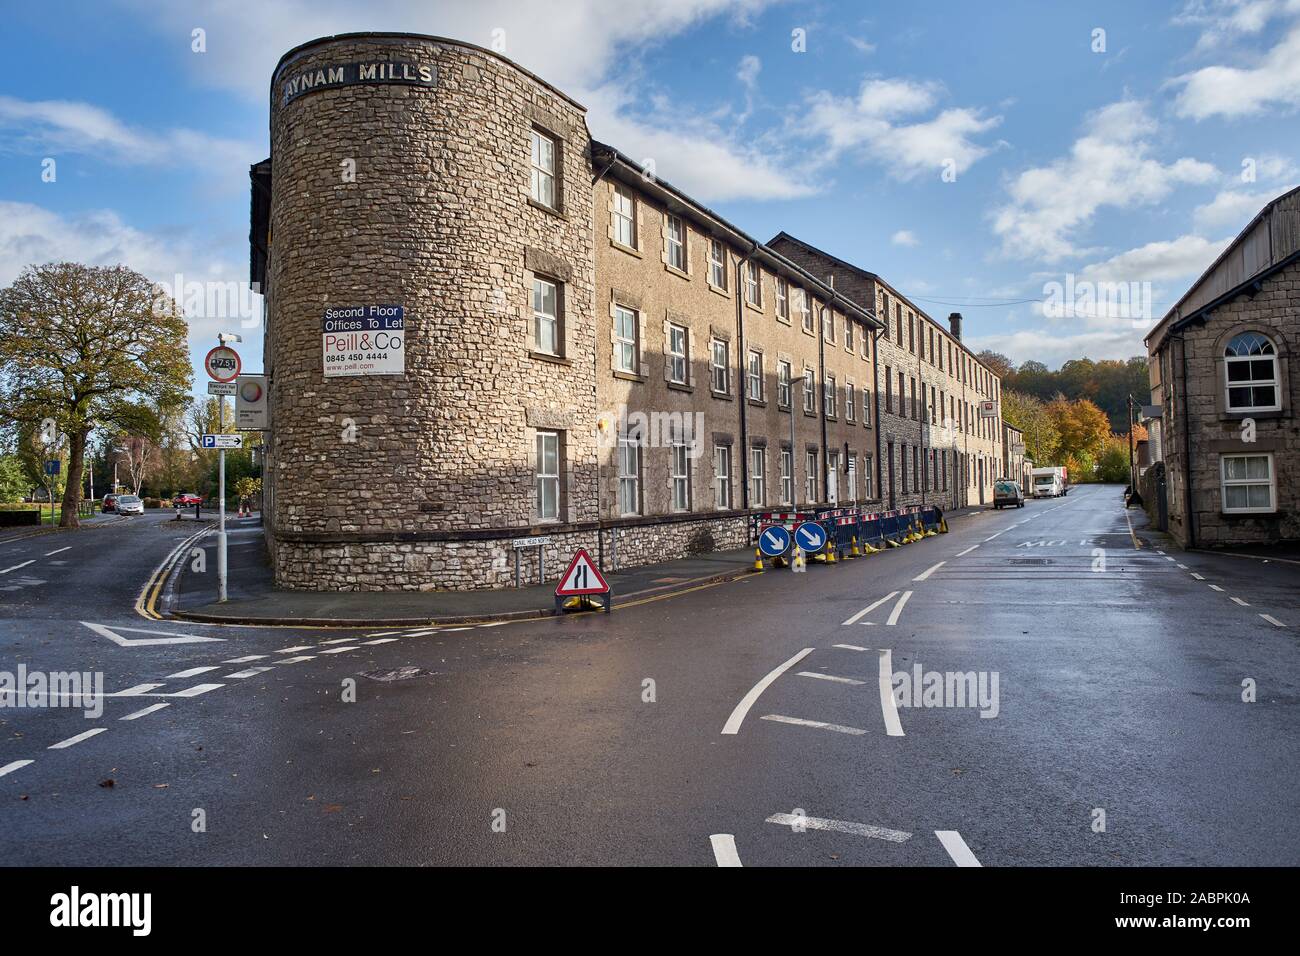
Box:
555;548;610;596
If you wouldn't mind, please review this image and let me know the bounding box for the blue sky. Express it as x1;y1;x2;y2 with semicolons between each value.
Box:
2;0;1298;397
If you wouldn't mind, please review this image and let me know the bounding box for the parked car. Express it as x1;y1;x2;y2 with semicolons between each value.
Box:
102;494;118;513
115;494;145;515
993;478;1025;508
174;492;202;506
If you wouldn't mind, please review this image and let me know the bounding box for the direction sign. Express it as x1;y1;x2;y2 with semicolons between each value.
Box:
757;525;791;557
200;434;243;449
204;346;241;383
555;548;610;596
794;521;827;554
43;460;60;476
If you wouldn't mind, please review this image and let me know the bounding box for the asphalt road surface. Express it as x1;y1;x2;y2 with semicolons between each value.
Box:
1;486;1296;866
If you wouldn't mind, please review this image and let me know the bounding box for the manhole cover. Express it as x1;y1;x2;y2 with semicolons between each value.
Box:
1008;558;1052;565
359;666;436;682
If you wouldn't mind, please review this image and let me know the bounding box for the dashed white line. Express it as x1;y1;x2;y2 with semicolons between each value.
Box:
955;545;979;557
721;647;814;735
365;630;404;638
276;656;316;664
319;646;359;655
833;643;869;651
120;703;170;721
885;591;913;626
797;671;866;686
1208;584;1224;592
223;655;268;664
164;683;224;698
765;813;911;842
1176;563;1189;570
1231;597;1251;607
1260;614;1287;628
48;728;107;749
319;638;356;645
165;666;219;679
935;830;982;867
0;560;34;575
913;561;945;582
760;714;867;735
984;532;1004;542
275;645;313;654
1191;572;1205;580
362;638;399;645
227;667;275;678
0;760;34;777
877;649;905;737
842;591;899;627
710;834;742;867
114;683;165;697
44;547;71;556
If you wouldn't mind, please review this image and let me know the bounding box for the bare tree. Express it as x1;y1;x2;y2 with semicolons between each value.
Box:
118;434;159;496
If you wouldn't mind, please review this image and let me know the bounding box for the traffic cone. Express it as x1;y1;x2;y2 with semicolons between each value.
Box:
939;519;949;533
753;548;765;572
851;536;861;557
791;546;806;572
826;548;837;564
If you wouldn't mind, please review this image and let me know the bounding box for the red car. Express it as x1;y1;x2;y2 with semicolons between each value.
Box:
102;494;118;513
174;493;202;506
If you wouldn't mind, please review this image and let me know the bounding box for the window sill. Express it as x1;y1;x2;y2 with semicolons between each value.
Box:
801;326;816;337
707;283;731;299
611;240;642;258
613;370;645;383
529;350;571;366
747;397;767;408
712;391;735;402
1221;408;1283;419
775;314;791;326
664;263;691;280
667;381;694;393
527;197;565;220
743;300;764;314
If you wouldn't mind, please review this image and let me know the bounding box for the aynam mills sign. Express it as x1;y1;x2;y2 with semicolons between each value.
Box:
280;61;437;105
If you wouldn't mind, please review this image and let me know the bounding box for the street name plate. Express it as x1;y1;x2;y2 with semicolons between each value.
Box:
512;536;551;549
207;382;236;396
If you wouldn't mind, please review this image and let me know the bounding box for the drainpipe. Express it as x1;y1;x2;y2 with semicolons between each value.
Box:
1176;332;1196;548
736;244;757;514
817;294;829;504
871;325;884;505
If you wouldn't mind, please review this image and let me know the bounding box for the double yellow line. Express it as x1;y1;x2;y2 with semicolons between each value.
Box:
135;526;211;620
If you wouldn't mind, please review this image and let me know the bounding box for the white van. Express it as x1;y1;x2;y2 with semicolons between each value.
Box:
1031;467;1068;498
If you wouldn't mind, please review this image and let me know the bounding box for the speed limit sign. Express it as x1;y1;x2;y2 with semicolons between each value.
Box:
204;345;241;383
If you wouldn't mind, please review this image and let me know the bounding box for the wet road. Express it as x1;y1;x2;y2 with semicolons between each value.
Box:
1;485;1296;866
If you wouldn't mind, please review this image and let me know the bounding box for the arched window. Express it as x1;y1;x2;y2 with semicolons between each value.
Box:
1224;332;1279;412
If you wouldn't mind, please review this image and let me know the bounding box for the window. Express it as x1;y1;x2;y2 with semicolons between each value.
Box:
780;449;793;504
847;455;857;502
898;371;907;417
910;377;918;420
881;293;890;338
805;449;818;502
1224;333;1279;411
614;305;638;373
535;431;560;520
803;369;816;413
750;447;766;507
666;323;688;385
670;437;691;512
895;304;903;342
827;450;840;504
901;443;909;494
846;383;856;422
744;261;761;307
824;373;836;418
863;388;871;425
823;307;835;344
666;215;686;271
1221;453;1274;513
532;277;559;355
908;312;915;352
798;289;813;332
714;445;732;509
777;360;792;409
846;320;854;351
864;454;874;499
747;350;764;401
711;339;730;394
618;432;641;515
776;278;789;320
885;365;893;413
612;185;636;248
709;240;727;288
529;129;557;208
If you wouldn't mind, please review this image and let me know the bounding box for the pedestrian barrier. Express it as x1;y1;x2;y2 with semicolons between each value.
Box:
750;502;948;572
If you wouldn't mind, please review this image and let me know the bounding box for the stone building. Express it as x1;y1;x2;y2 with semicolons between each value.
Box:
250;32;1004;591
1002;422;1030;492
1144;185;1300;548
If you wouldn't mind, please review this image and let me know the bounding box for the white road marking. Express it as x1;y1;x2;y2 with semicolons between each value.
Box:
1165;556;1176;562
227;667;275;678
223;655;267;663
1176;563;1188;570
984;532;1003;541
0;760;35;777
403;628;439;636
443;626;474;631
913;561;945;582
319;637;355;645
120;703;170;721
276;655;315;664
760;714;867;735
955;545;979;557
766;813;911;842
885;591;913;626
365;630;404;638
164;683;224;697
114;683;165;697
319;646;359;654
1260;614;1287;627
833;644;869;651
275;645;313;653
166;666;219;679
1208;584;1224;592
1156;550;1165;555
476;621;509;628
1231;597;1250;607
1191;572;1204;580
44;547;71;556
0;560;35;574
842;591;899;626
721;648;814;735
877;649;905;737
797;671;866;686
935;830;982;867
49;728;107;749
81;621;223;647
362;638;399;645
710;834;743;867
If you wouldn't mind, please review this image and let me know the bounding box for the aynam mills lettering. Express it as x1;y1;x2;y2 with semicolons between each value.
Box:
251;32;1006;591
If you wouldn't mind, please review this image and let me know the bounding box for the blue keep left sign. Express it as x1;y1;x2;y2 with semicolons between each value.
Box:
794;521;827;553
757;525;791;557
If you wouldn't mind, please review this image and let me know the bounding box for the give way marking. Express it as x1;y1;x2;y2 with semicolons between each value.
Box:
841;590;912;626
81;621;225;647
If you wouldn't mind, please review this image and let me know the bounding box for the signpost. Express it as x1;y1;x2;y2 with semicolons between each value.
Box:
207;381;236;396
554;548;612;614
200;434;243;449
757;524;791;558
204;346;241;383
793;521;827;554
511;536;552;588
206;336;243;603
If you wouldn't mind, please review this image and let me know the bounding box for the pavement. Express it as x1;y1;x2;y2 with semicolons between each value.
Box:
1;483;1297;867
166;499;995;626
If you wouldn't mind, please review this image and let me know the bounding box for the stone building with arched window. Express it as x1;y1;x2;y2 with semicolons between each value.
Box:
1145;185;1299;548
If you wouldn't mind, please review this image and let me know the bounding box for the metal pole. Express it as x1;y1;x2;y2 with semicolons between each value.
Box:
217;387;228;602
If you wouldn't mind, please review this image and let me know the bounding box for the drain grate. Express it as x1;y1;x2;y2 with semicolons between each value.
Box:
359;666;436;682
1008;558;1052;565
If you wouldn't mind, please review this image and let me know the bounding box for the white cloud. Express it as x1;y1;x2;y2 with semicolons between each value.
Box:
891;229;919;247
968;328;1150;368
846;36;876;55
1193;185;1296;231
1172;0;1300;52
1172;20;1300;118
803;77;1002;181
991;100;1218;262
736;55;761;91
1079;234;1231;285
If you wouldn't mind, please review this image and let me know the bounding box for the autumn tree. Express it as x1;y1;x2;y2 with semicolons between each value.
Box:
0;263;191;526
1001;389;1060;464
1046;397;1112;465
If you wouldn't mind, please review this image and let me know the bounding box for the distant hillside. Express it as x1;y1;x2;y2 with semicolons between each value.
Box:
977;353;1149;433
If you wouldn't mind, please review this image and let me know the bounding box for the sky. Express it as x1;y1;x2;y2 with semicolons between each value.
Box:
2;0;1298;398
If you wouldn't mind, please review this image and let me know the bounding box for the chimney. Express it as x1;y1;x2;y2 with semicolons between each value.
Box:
948;312;963;342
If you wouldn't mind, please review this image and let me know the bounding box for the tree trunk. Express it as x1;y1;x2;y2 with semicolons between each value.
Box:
60;429;87;528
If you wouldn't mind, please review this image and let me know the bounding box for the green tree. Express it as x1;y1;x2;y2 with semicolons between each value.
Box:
1046;397;1112;464
1096;436;1131;484
0;263;192;526
1001;389;1060;464
0;453;27;503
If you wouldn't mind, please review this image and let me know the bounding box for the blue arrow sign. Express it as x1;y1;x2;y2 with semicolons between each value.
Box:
757;524;791;557
794;521;827;553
